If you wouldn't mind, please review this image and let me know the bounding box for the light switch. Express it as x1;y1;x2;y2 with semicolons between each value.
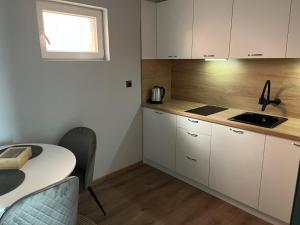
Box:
126;80;132;88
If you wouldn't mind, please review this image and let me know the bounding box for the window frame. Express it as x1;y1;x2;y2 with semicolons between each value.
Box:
36;0;110;61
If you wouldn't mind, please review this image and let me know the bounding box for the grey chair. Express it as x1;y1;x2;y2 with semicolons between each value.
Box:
0;177;79;225
58;127;106;216
77;215;97;225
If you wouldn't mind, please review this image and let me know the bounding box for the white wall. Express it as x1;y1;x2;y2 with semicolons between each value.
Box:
0;0;142;179
0;1;20;145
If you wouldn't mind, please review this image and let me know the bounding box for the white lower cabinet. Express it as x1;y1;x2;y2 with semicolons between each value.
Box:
143;108;176;170
176;127;211;186
143;107;300;223
259;136;300;223
210;124;265;208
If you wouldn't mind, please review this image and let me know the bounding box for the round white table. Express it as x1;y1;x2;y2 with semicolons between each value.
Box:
0;144;76;217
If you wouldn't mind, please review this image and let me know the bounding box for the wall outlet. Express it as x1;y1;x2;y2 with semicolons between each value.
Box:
126;80;132;88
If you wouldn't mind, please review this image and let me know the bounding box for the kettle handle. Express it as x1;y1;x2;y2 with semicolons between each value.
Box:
160;87;165;100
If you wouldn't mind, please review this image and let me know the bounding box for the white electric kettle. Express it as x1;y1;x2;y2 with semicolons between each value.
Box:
150;86;165;103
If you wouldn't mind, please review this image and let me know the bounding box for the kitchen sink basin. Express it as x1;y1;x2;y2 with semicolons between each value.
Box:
228;112;288;128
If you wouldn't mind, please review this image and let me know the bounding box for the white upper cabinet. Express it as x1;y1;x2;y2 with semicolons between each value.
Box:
210;124;265;208
157;0;193;59
230;0;291;58
192;0;233;59
259;136;300;223
141;0;157;59
287;0;300;58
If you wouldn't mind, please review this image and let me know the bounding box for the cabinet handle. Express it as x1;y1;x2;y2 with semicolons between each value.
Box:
186;156;197;162
188;118;198;123
187;132;198;138
294;143;300;148
230;128;244;134
203;54;215;58
248;53;263;57
168;56;173;58
155;111;163;115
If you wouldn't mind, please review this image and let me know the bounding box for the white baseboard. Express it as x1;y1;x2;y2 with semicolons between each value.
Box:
143;159;288;225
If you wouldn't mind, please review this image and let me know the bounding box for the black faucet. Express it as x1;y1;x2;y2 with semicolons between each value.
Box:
258;80;281;111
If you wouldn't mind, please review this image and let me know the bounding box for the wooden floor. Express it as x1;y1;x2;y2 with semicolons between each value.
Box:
78;165;271;225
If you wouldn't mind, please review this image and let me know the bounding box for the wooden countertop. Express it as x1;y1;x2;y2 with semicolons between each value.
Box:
143;99;300;142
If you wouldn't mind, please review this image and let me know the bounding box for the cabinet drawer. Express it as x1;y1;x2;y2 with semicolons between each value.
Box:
177;115;211;135
176;128;211;185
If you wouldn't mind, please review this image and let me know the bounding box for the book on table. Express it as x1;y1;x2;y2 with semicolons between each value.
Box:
0;146;32;170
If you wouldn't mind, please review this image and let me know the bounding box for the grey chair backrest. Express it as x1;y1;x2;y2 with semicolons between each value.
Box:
58;127;97;189
0;176;79;225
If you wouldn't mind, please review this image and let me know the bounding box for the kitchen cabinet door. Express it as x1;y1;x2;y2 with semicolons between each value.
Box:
157;0;193;59
259;136;300;223
192;0;233;59
143;108;176;170
141;0;156;59
230;0;291;58
286;0;300;58
176;127;211;186
210;124;265;208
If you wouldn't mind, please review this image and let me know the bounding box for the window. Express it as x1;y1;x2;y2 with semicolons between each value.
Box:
36;0;110;60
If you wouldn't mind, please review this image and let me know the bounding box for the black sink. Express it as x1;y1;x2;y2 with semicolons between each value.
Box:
229;112;288;128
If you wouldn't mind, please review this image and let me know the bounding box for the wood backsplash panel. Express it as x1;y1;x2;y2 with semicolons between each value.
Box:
142;60;172;103
172;59;300;118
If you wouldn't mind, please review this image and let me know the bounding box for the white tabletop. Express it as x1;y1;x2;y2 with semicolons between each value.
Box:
0;144;76;215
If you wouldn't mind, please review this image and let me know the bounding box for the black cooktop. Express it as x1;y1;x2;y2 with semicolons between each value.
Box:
186;105;228;116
